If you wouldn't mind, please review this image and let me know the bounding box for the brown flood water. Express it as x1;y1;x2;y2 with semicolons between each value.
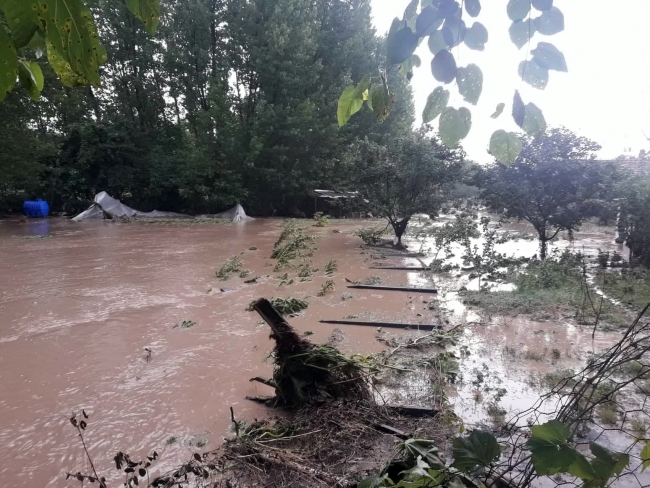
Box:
0;218;437;487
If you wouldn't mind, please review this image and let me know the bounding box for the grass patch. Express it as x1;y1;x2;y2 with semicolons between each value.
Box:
597;403;619;425
325;260;338;276
462;254;632;326
486;402;507;425
271;220;317;270
596;268;650;311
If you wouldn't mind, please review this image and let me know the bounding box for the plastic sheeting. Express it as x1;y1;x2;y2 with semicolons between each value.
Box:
72;192;184;221
197;204;253;222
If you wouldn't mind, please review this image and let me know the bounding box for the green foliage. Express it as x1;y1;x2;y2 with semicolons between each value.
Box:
509;19;535;49
355;225;389;246
526;420;577;475
531;42;568;72
490;103;505;119
0;25;18;101
348;128;462;243
324;260;337;275
247;297;309;315
422;87;449;123
456;64;483;105
0;0;155;98
271;221;317;270
479;128;612;259
489;130;521;166
318;279;335;296
439;107;471;148
216;255;243;280
641;442;650;472
451;431;501;473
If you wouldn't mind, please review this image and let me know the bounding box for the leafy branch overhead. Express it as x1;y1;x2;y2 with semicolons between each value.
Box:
0;0;160;101
337;0;568;166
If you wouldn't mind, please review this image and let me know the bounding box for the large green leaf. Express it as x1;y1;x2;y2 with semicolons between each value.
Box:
431;49;456;84
126;0;160;33
387;27;418;66
451;431;501;473
641;442;650;472
507;0;530;21
534;7;564;35
439;107;471;148
17;60;44;100
337;76;370;126
526;420;579;476
531;42;568;72
369;83;392;121
518;59;549;90
569;443;630;487
416;6;444;37
456;64;482;105
358;474;394;487
37;0;107;87
509;19;535;49
422;87;449;123
464;22;488;51
464;0;481;18
588;443;629;480
337;87;361;126
0;25;18;101
402;0;419;24
428;30;448;55
522;102;546;137
490;130;522;166
401;439;446;469
0;0;42;48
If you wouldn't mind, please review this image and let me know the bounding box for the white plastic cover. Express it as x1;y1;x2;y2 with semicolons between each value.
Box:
197;203;253;222
72;191;184;221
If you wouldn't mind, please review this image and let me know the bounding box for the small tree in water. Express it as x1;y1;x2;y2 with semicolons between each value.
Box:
348;128;462;248
478;127;615;260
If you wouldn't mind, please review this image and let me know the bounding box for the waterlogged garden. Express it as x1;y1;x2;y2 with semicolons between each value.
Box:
2;0;650;486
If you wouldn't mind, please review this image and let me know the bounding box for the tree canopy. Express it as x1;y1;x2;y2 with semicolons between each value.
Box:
478;127;615;260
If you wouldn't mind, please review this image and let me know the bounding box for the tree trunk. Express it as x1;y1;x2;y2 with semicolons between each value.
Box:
392;218;410;249
539;237;548;261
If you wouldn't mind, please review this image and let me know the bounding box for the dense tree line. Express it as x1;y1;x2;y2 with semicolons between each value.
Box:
0;0;416;216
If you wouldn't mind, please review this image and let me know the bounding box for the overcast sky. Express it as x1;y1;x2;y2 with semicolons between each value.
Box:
369;0;650;163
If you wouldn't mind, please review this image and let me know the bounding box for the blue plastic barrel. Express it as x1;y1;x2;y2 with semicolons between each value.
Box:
22;199;50;218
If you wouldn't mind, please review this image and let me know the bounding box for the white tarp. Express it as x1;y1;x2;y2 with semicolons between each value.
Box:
72;191;183;221
197;204;253;222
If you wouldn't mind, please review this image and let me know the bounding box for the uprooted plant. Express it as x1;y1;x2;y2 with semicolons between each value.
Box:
271;220;317;271
317;279;335;297
355;224;390;246
248;298;374;408
216;255;244;280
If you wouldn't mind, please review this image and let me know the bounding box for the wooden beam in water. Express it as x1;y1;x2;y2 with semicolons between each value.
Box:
346;285;437;293
319;320;441;331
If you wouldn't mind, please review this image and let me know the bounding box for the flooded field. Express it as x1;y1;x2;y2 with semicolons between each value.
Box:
0;215;643;487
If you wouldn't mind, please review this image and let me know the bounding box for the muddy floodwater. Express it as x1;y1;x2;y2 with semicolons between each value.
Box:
0;218;443;487
0;215;638;487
